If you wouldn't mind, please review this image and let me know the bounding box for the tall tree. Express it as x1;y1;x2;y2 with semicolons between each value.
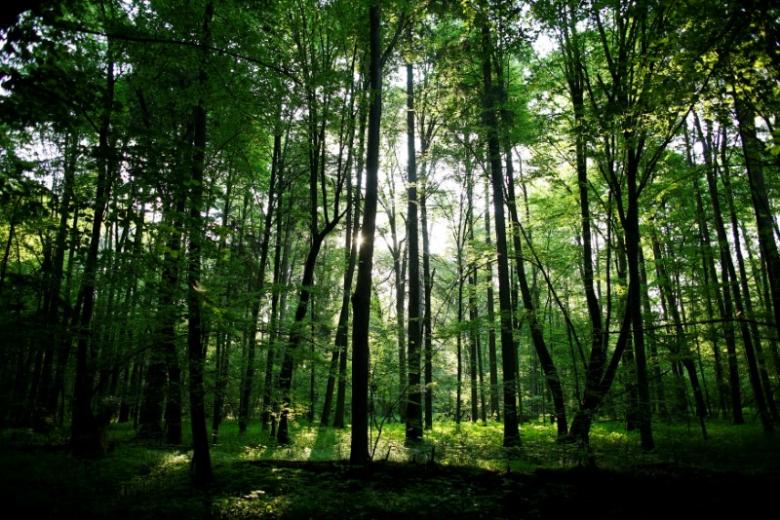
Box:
405;56;423;443
71;32;116;458
185;0;214;484
479;2;519;447
350;0;382;465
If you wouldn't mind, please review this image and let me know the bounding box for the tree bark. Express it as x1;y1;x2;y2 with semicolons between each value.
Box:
696;114;749;426
71;41;115;457
186;1;214;484
421;172;434;430
466;166;480;423
686;124;730;418
733;92;780;346
405;60;423;442
322;67;360;427
238;131;280;434
350;1;381;465
504;146;568;438
720;136;779;421
483;178;499;420
40;133;77;418
479;7;519;446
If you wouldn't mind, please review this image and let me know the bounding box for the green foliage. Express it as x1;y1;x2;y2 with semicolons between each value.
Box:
2;419;779;518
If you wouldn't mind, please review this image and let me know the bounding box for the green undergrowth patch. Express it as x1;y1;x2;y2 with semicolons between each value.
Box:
1;419;778;518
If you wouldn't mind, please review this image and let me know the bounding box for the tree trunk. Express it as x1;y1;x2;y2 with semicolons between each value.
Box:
262;194;292;431
0;212;15;294
276;69;343;446
138;134;189;441
405;60;423;442
638;247;668;417
687;124;730;418
421;173;434;430
651;231;708;438
733;92;780;346
185;1;214;484
720;138;779;421
504;145;567;438
484;178;499;420
71;42;115;458
467;167;480;424
350;1;381;465
322;71;360;427
239;131;280;434
479;8;519;446
335;77;369;430
696;114;749;426
276;235;327;444
40;134;77;418
456;244;464;425
393;222;406;421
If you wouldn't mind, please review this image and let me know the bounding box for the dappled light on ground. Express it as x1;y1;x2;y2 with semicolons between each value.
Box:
2;419;779;518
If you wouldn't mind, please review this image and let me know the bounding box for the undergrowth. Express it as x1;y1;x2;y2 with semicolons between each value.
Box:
0;419;777;518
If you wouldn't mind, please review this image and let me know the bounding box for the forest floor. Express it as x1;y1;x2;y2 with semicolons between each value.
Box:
1;419;778;518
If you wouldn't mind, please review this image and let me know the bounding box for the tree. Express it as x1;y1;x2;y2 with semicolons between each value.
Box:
185;0;214;484
478;1;520;447
350;0;382;465
404;53;423;443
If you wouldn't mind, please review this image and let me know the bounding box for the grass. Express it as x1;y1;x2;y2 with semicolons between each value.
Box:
210;417;780;473
1;418;778;518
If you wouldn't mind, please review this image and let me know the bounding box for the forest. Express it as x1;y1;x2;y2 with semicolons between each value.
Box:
0;0;779;517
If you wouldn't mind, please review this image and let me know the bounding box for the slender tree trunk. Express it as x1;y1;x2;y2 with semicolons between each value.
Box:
687;128;730;418
610;230;639;429
421;175;434;430
308;298;317;423
393;225;406;420
239;132;280;434
276;235;327;444
733;93;780;345
186;1;214;484
696;115;749;426
477;318;487;423
463;160;480;424
504;145;567;438
211;332;229;443
639;247;667;417
262;195;292;431
624;149;654;450
276;86;343;446
479;8;519;446
50;206;80;423
720;140;779;420
71;42;115;457
405;59;423;442
336;79;369;430
651;232;708;438
484;178;499;420
567;210;638;443
350;1;381;465
322;75;359;427
569;67;607;430
456;244;464;426
468;267;480;423
39;134;77;418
